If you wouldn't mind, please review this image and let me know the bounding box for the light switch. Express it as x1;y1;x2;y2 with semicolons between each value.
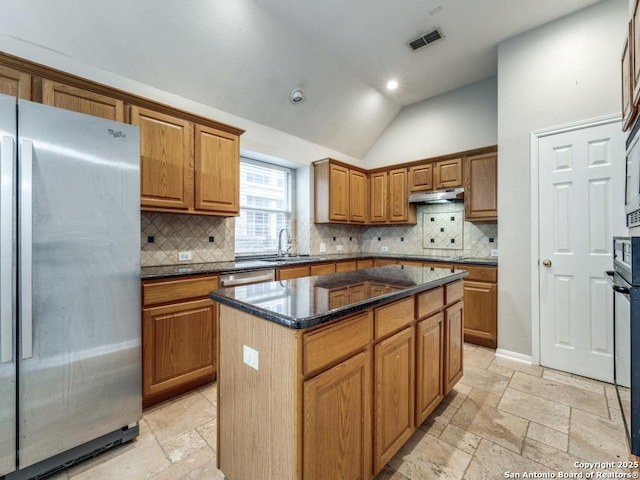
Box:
243;345;259;371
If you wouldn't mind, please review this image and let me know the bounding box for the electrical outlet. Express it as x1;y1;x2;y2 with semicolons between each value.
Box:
177;251;192;262
381;246;389;252
336;245;343;251
319;242;326;253
243;345;259;371
490;249;498;257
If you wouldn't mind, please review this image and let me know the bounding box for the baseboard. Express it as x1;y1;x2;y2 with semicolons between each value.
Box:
495;349;534;364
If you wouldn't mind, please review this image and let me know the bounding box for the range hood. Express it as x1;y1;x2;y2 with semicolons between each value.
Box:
409;187;464;204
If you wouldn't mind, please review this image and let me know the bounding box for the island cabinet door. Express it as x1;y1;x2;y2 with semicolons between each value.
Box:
443;300;464;394
303;351;372;480
415;312;444;425
374;326;415;475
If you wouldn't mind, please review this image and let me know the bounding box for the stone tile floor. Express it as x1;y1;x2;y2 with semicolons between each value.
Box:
49;344;631;480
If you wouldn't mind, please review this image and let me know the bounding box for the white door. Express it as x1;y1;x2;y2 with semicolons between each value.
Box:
538;120;626;382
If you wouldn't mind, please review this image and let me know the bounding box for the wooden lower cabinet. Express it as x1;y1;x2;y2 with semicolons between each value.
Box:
141;275;218;407
217;280;464;480
462;265;498;348
374;326;415;474
304;351;372;480
463;280;497;348
444;300;464;395
415;312;444;425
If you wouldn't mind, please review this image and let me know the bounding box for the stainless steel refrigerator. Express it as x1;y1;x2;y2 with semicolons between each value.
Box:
0;95;142;479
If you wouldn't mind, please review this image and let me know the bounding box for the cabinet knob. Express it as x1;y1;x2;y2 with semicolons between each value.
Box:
542;259;552;268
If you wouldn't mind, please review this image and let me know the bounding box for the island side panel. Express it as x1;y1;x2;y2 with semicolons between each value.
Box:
218;304;299;480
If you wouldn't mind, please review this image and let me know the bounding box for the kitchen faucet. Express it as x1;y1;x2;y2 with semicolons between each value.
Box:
277;228;292;257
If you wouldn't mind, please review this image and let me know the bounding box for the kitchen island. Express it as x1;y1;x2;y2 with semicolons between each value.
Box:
209;265;467;480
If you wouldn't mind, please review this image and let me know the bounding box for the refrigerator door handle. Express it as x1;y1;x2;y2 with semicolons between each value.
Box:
20;138;33;360
0;135;14;363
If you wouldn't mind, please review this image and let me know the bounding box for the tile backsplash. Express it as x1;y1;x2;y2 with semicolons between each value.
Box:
141;212;235;266
361;203;497;258
141;203;497;266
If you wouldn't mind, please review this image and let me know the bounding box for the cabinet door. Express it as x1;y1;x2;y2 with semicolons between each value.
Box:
369;171;388;223
374;326;415;474
416;312;444;425
349;169;367;223
194;125;239;215
142;298;216;405
465;153;497;221
42;80;124;121
434;158;463;189
0;65;31;99
329;163;349;222
304;351;372;480
443;300;464;394
131;106;193;210
408;164;433;192
388;168;409;222
463;280;497;348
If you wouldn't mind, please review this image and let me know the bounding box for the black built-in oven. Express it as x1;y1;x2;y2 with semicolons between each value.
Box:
607;237;640;455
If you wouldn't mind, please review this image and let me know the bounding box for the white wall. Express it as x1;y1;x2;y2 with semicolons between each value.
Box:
364;77;497;168
497;0;627;357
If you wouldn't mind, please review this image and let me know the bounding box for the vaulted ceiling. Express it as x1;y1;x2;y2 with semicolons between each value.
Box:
0;0;603;159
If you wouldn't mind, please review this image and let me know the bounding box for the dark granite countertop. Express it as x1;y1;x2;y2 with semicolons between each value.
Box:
141;253;497;280
209;265;467;329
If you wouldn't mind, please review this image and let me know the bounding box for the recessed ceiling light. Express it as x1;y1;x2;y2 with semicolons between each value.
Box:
386;80;398;90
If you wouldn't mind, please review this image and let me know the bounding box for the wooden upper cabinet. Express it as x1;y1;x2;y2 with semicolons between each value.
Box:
434;158;463;189
313;159;367;224
408;163;433;192
465;152;497;221
349;168;367;223
42;80;124;121
624;20;637;132
388;168;412;223
131;106;193;211
0;65;31;100
194;125;239;214
329;163;349;221
369;171;388;223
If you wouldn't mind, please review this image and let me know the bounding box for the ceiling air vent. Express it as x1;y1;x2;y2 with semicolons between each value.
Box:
408;29;443;51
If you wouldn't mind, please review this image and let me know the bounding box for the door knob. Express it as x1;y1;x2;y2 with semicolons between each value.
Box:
542;259;552;267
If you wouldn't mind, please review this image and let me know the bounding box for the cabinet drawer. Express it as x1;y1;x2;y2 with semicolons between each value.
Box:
335;261;357;273
375;297;414;340
303;312;372;376
417;287;444;320
278;265;310;280
310;263;336;276
357;259;374;269
463;265;497;283
143;275;220;307
445;281;463;305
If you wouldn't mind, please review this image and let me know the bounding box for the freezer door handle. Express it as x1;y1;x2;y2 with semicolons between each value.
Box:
20;139;33;359
0;135;14;363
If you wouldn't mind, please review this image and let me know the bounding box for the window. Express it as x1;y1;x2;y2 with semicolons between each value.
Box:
235;158;293;256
